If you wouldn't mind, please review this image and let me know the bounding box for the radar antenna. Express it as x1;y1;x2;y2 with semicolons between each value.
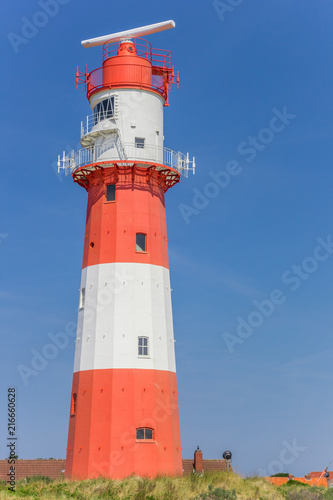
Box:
81;20;176;48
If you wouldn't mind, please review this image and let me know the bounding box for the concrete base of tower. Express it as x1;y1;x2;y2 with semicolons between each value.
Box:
65;368;182;479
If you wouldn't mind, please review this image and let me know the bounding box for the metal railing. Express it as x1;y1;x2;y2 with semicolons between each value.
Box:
86;65;166;100
58;142;195;177
102;38;171;69
81;114;116;139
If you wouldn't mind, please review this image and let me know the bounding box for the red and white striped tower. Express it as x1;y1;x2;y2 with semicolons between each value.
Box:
58;21;195;480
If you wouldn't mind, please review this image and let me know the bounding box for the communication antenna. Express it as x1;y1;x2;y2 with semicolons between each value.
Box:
81;20;176;48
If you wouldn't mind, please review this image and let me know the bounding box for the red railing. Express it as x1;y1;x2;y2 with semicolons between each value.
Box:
84;64;168;100
102;38;171;69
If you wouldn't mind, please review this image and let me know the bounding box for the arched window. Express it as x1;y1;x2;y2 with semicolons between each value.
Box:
136;428;154;440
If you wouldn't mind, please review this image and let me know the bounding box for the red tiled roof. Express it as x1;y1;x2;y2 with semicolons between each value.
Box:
309;471;333;480
0;460;66;481
265;476;328;488
1;458;228;480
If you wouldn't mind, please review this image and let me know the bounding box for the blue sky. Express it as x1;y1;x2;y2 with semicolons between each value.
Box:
1;0;333;478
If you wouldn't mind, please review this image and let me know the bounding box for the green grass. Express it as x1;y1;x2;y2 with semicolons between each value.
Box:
0;472;332;500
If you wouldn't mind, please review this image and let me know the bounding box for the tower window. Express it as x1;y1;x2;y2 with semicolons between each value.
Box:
106;184;116;202
93;97;114;125
79;288;85;309
136;233;147;252
138;337;149;357
71;393;77;416
135;137;145;149
136;428;154;440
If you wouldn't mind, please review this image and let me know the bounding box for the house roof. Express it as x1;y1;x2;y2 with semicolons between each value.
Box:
265;475;328;488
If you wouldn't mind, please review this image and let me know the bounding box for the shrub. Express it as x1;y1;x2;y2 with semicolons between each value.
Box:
282;486;325;500
196;486;237;499
23;476;53;484
323;490;333;499
285;479;310;487
134;478;155;500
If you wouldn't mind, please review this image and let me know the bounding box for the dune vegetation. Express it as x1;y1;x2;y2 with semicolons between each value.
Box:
1;472;333;500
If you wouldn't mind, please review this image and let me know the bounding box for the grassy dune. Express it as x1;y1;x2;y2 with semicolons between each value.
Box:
1;472;333;499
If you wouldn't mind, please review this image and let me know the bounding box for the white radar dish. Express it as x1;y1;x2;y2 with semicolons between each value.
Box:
81;20;176;48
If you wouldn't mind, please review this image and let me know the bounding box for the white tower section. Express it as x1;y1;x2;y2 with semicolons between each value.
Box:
84;89;164;164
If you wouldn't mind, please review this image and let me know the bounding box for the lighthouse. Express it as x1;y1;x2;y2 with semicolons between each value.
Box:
58;20;195;479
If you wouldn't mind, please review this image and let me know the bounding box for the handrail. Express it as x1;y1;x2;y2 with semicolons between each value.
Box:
81;114;116;139
58;142;195;178
102;38;171;68
86;65;168;100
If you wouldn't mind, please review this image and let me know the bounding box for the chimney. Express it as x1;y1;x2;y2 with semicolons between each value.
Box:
194;446;203;473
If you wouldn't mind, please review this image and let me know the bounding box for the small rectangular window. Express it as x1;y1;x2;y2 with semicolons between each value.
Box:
135;137;145;149
138;337;149;357
136;233;147;252
79;288;85;309
71;393;77;415
106;184;115;202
